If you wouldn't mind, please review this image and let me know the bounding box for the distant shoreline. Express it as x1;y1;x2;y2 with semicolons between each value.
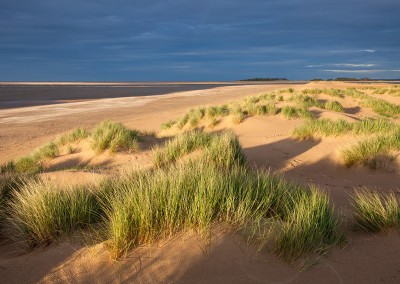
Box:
0;81;307;110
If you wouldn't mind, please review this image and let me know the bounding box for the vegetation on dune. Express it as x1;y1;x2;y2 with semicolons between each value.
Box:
276;188;343;261
288;94;322;108
0;121;142;174
301;88;344;98
3;85;400;268
341;130;400;169
91;121;141;153
324;101;344;112
281;106;314;120
293;118;397;140
361;97;400;118
351;189;400;232
160;120;176;130
7;181;102;246
54;127;89;145
1;130;343;265
153;131;245;168
105;139;342;260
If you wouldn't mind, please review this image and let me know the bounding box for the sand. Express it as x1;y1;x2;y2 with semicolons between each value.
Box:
1;81;399;283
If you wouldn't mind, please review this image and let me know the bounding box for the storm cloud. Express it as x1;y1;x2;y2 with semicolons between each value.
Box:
1;0;399;80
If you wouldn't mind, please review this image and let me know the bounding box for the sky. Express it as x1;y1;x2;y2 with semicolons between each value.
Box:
1;0;400;81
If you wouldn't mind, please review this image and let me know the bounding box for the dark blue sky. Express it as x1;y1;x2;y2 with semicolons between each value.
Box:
1;0;400;81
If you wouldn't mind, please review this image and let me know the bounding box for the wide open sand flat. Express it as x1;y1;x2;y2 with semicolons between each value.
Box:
1;81;400;283
0;83;296;163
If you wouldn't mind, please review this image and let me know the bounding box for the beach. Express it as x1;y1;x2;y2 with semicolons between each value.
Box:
1;81;400;283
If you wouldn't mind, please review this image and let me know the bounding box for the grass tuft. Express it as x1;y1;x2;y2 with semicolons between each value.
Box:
161;120;176;130
7;180;101;246
281;106;313;120
351;189;400;232
276;188;343;262
91;121;141;153
341;130;400;169
324;101;344;112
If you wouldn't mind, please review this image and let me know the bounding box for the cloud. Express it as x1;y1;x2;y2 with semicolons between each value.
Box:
332;63;376;67
362;49;376;53
322;69;400;73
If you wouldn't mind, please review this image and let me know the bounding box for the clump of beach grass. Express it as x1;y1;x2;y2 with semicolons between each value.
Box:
153;130;212;167
288;95;322;108
276;188;343;262
341;130;400;169
7;180;102;246
293;118;398;140
281;106;313;120
91;121;141;153
351;189;400;232
161;120;176;130
10;142;59;174
293;119;351;139
361;97;400;118
104;155;342;261
55;127;89;145
324;101;344;112
2;129;343;264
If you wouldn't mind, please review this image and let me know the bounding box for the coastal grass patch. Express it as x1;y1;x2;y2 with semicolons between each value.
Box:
293;118;398;140
361;97;400;118
104;155;342;261
2;121;142;174
341;130;400;169
153;131;245;168
281;106;314;120
2;129;343;264
351;189;400;232
91;121;141;153
55;127;89;145
293;119;351;139
161;120;176;130
324;101;344;112
153;130;213;167
0;174;33;228
106;131;342;261
302;88;344;98
7;180;102;246
9;142;60;174
288;94;322;108
276;188;343;262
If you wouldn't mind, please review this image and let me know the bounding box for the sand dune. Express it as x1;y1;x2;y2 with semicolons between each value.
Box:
1;81;400;283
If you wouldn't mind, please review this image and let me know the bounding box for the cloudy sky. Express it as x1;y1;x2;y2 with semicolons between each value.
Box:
1;0;399;81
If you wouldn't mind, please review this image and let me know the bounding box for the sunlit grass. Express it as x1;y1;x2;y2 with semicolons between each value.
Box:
341;130;400;169
324;101;344;112
351;189;400;232
281;106;314;120
293;118;397;140
91;121;141;153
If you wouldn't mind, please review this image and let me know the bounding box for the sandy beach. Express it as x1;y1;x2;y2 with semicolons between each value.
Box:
1;81;400;283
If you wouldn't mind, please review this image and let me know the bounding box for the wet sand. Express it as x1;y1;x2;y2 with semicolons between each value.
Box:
0;81;305;109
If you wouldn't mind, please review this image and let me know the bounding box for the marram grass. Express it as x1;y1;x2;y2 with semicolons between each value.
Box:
293;118;398;140
351;189;400;232
3;130;343;264
7;180;102;246
2;121;142;174
103;159;342;261
341;130;400;169
91;121;141;153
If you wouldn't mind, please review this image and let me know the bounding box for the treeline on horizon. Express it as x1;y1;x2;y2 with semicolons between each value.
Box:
240;77;399;82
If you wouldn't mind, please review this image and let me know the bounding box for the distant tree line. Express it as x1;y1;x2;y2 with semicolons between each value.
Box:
311;77;399;82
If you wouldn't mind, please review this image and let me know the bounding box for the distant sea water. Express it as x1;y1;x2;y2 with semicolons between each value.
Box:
0;81;305;109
